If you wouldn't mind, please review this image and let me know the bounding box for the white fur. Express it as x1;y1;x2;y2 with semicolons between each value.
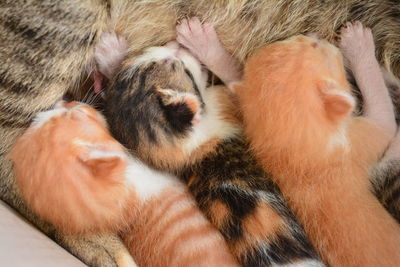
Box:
124;158;182;201
32;105;67;129
134;44;240;154
87;149;126;160
177;48;208;91
327;123;349;151
277;259;325;267
133;46;178;66
134;45;208;92
183;88;241;154
73;139;127;160
132;44;240;154
332;89;356;109
326;89;354;151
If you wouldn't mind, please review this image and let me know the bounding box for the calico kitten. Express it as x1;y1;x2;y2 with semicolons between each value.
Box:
97;32;324;266
233;22;400;266
9;100;238;267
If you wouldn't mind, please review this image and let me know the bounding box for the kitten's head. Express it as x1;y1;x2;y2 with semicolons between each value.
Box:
10;101;135;234
105;42;239;172
236;35;355;159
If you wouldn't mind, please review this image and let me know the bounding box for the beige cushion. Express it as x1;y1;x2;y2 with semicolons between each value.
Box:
0;200;86;267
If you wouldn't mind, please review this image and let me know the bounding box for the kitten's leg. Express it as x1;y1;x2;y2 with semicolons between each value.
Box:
176;17;242;88
339;21;396;137
341;22;400;225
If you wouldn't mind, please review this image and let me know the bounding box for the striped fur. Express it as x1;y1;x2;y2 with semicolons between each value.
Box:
10;101;237;266
101;41;323;265
181;138;322;266
373;159;400;222
122;187;238;267
2;1;400;266
0;1;135;267
104;45;212;172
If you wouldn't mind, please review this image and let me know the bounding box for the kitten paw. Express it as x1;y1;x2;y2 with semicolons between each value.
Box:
339;21;375;68
176;17;223;67
95;31;128;79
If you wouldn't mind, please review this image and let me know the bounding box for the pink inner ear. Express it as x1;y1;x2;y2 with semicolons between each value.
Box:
77;143;126;177
322;90;355;121
83;156;122;177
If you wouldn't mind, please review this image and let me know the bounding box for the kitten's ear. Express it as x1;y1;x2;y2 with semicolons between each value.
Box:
319;80;355;122
230;82;244;94
156;87;201;124
79;146;126;177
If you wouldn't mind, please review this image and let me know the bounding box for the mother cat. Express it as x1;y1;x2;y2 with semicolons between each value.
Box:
1;1;400;266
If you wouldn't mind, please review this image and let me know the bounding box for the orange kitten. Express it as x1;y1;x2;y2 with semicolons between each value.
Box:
10;101;133;234
9;101;238;267
234;26;400;266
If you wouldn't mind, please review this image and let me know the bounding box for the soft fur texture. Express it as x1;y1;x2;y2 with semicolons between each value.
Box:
235;35;400;266
10;101;134;235
10;101;238;267
97;33;324;266
2;1;400;266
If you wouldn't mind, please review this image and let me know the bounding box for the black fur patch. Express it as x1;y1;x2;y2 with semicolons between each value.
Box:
180;137;321;265
160;99;194;134
104;61;197;153
184;68;204;106
212;185;257;219
221;217;243;241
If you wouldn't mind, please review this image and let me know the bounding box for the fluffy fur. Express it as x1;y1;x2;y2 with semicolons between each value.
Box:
102;40;238;172
10;101;134;235
373;159;400;222
2;1;400;266
9;101;238;267
234;34;400;266
97;33;324;266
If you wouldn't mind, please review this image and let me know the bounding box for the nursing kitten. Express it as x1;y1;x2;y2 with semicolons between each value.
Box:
97;32;324;266
233;22;400;267
177;17;400;234
9;100;238;267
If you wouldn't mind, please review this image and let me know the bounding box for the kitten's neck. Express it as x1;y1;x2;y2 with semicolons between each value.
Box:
124;157;183;202
182;86;241;157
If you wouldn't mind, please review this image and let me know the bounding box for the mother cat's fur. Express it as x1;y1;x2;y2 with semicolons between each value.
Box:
1;1;400;266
